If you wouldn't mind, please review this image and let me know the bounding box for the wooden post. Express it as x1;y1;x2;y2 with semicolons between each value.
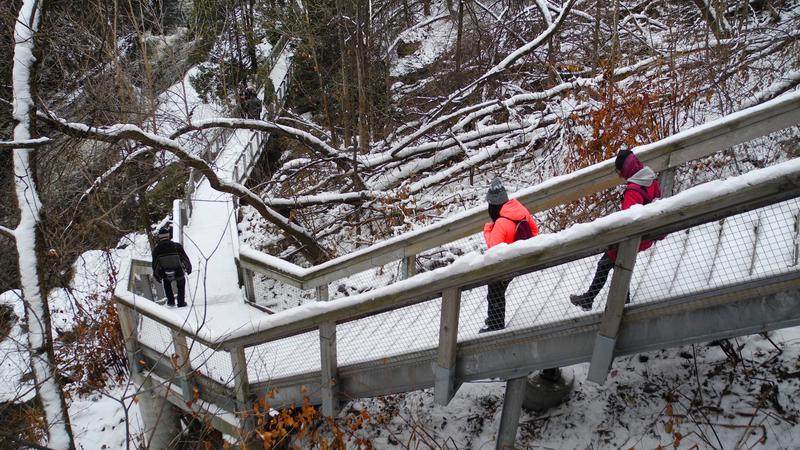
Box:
401;254;417;280
116;303;143;384
495;376;527;450
138;377;182;450
242;267;256;303
170;331;194;402
172;199;183;245
230;346;254;437
434;288;461;406
587;236;641;384
659;167;676;198
317;285;339;417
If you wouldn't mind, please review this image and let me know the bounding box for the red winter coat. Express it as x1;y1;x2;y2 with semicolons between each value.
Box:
607;180;662;261
483;199;539;248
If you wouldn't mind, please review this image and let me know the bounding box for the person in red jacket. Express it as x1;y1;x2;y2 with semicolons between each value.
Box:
481;178;539;332
570;149;661;310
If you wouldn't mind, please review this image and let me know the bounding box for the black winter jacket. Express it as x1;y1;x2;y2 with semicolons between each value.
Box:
151;241;192;281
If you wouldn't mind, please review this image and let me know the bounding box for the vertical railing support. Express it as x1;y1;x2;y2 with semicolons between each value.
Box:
230;346;254;438
587;236;641;384
242;267;256;303
116;303;142;384
317;285;339;417
659;167;676;198
434;288;461;406
495;376;527;450
139;377;182;450
118;301;181;449
172;199;183;245
401;254;417;280
170;331;194;402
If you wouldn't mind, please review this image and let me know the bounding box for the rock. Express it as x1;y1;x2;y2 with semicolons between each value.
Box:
522;368;575;411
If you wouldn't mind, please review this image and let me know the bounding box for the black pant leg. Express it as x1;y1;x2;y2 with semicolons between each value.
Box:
163;279;175;304
176;277;186;306
585;252;614;302
486;278;511;328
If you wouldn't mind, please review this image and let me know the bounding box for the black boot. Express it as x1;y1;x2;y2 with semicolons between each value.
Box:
570;293;593;311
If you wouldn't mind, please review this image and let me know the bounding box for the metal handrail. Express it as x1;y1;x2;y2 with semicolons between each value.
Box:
117;155;800;348
240;91;800;289
116;109;800;422
184;38;295;219
231;44;295;184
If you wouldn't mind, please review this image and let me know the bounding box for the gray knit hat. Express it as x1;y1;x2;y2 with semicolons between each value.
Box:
486;178;509;205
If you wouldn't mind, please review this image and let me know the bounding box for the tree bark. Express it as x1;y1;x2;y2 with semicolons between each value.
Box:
11;1;76;448
355;0;371;156
455;0;464;72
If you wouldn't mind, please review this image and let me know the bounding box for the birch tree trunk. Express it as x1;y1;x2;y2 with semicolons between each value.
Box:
11;0;76;448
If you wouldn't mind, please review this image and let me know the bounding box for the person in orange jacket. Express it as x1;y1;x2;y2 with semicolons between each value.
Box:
481;178;539;332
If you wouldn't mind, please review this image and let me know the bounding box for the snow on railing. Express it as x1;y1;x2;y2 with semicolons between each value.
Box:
183;38;295;220
239;90;800;297
116;157;800;418
231;45;294;184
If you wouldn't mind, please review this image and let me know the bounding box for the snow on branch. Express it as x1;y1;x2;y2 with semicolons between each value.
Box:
429;0;577;118
264;190;392;208
172;118;357;165
0;137;51;148
463;0;576;87
39;113;329;262
0;225;14;240
12;0;76;448
534;0;553;25
79;147;155;200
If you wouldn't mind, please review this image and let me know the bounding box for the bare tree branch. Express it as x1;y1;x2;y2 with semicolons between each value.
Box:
0;137;51;148
171;118;353;164
426;0;578;122
264;190;391;208
38;112;330;263
0;225;15;240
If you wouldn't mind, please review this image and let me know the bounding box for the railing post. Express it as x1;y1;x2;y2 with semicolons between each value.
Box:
116;303;143;384
317;285;339;417
659;167;676;197
434;288;461;406
172;199;183;245
230;346;254;439
170;330;194;402
401;254;417;279
587;236;641;384
495;376;527;450
241;267;256;303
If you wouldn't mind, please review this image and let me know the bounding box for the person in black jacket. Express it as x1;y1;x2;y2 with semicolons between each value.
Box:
151;227;192;307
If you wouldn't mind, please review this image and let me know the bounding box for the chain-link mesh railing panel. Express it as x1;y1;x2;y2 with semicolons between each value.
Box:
752;200;800;275
416;232;486;274
328;259;404;301
336;297;444;367
187;339;234;387
252;274;315;312
138;316;174;355
456;254;605;336
246;329;321;384
630;198;800;304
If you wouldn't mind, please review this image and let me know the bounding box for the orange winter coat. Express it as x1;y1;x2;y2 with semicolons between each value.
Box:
483;199;539;248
